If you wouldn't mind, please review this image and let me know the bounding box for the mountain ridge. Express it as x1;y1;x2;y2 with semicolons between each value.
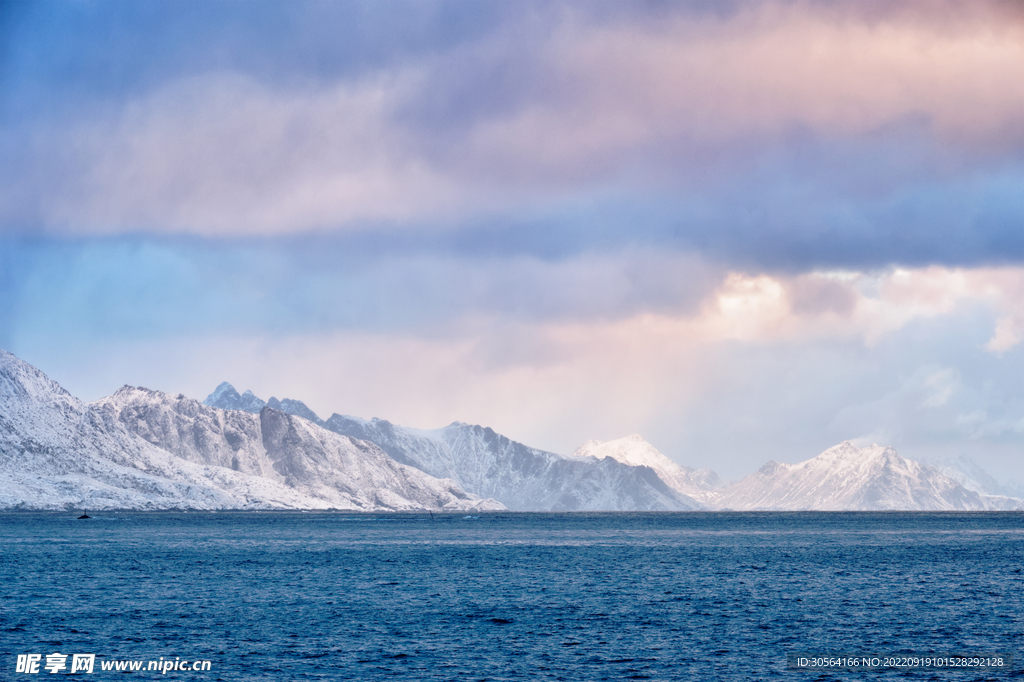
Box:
0;350;500;511
204;384;704;511
711;441;1021;511
3;351;1019;512
203;381;1022;511
93;385;502;511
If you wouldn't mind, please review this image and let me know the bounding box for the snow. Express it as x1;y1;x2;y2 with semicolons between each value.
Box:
205;387;704;511
917;453;1024;498
11;347;1013;514
712;441;1023;511
319;417;707;511
572;434;724;505
0;350;502;512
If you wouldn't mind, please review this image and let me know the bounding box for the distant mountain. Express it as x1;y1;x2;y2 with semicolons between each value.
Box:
713;441;1022;511
202;383;1024;511
11;350;1015;513
571;434;724;505
328;416;703;511
204;384;703;511
0;349;500;511
917;453;1024;499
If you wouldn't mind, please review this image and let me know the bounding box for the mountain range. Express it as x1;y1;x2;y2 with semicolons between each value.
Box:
203;383;701;511
203;382;1021;511
0;350;499;511
1;349;1020;511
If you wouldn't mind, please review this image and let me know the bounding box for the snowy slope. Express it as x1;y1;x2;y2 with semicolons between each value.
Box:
0;350;327;510
321;416;704;511
714;441;1022;511
203;384;702;511
93;387;502;511
917;453;1024;499
572;434;723;504
0;350;500;511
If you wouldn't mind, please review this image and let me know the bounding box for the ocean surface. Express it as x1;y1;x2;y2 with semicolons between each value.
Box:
1;511;1022;681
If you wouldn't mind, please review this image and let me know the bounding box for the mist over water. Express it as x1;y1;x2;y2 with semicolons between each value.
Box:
2;512;1022;680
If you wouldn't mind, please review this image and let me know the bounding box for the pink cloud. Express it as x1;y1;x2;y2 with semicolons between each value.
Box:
5;1;1023;236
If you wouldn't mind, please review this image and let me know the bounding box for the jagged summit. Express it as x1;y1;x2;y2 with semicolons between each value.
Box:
202;382;270;414
204;383;322;424
208;390;706;511
0;349;501;512
266;397;322;425
322;416;704;511
203;381;239;405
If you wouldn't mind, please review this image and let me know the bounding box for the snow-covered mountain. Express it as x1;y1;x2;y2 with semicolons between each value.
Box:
328;416;703;511
203;384;703;511
95;386;501;512
10;348;1017;513
713;441;1022;511
0;349;500;511
571;434;724;504
204;382;326;426
0;350;320;510
917;453;1024;499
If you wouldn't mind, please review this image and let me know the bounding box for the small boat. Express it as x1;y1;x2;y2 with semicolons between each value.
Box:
77;510;91;519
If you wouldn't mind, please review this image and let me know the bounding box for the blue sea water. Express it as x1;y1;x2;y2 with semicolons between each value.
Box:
1;511;1022;681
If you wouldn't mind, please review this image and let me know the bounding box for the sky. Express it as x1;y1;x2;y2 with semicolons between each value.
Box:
2;0;1024;483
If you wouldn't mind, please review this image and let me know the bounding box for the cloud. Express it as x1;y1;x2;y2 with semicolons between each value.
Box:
0;237;725;346
7;71;469;235
3;0;1023;271
449;1;1024;179
5;1;1024;486
18;274;1024;483
8;232;1024;482
8;235;1024;359
831;361;1024;451
670;266;1024;354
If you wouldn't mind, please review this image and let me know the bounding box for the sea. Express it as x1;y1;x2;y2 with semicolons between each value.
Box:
1;511;1021;681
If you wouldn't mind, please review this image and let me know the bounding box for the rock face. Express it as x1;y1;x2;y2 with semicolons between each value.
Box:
712;441;1022;511
0;349;501;511
312;416;703;512
0;350;312;510
94;387;502;512
203;384;703;511
14;352;1012;513
202;382;269;414
572;434;724;505
203;383;325;426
